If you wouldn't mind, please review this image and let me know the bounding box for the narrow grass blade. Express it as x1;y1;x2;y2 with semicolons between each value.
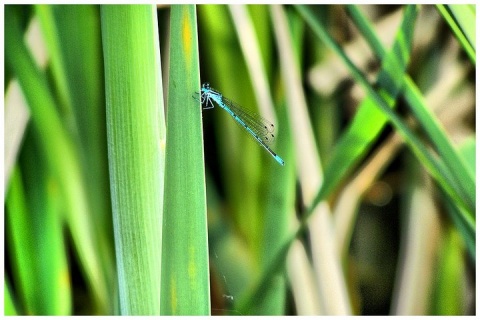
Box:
160;5;209;315
442;138;476;261
436;4;475;64
345;5;388;58
402;81;475;212
101;5;165;315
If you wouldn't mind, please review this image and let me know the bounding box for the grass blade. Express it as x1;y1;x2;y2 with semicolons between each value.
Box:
160;5;209;315
441;138;476;261
403;81;475;212
436;4;475;64
101;5;165;314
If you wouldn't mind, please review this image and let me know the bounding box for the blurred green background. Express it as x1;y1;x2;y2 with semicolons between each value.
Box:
4;4;475;315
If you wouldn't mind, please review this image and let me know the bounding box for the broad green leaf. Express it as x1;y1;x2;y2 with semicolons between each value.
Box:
160;5;209;315
101;5;165;315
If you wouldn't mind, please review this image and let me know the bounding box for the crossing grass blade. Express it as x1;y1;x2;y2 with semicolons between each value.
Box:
347;5;475;210
347;4;475;260
101;5;166;315
299;4;417;205
296;5;473;225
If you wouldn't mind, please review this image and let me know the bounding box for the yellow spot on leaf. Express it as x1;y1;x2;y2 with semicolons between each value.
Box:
159;138;166;152
170;278;177;313
188;246;196;281
182;9;192;61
